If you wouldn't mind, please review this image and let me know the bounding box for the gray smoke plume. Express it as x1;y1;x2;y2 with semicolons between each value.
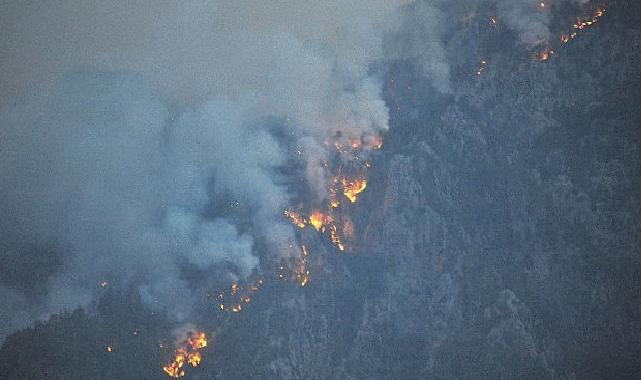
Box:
0;0;599;343
496;0;551;45
0;71;289;337
0;0;410;341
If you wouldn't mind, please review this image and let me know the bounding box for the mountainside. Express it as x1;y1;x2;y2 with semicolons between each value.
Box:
1;2;640;379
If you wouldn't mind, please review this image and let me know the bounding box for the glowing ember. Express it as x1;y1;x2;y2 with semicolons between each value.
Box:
284;209;306;229
282;133;381;257
571;6;606;34
216;279;262;313
553;5;607;55
163;331;208;378
539;48;553;62
476;59;488;76
329;224;345;251
295;245;310;287
188;332;207;350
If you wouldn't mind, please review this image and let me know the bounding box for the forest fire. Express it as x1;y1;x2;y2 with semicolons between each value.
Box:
294;245;310;287
540;49;551;61
284;209;306;229
283;208;347;252
573;7;605;31
163;331;208;378
216;279;263;313
535;4;607;63
329;224;345;251
342;177;367;203
282;131;380;255
476;60;488;76
275;244;314;286
309;210;329;232
559;6;606;45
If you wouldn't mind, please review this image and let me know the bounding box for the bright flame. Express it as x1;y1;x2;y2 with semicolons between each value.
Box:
309;210;329;231
284;209;306;229
295;245;310;287
342;177;367;203
163;331;208;378
553;5;607;54
216;279;262;313
187;351;201;367
539;48;553;62
188;332;207;350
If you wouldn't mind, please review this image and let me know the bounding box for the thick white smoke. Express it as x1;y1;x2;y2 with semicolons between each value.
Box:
0;0;410;340
0;0;596;342
0;72;289;335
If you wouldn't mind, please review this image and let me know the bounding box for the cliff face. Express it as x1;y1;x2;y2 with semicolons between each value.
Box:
245;3;641;379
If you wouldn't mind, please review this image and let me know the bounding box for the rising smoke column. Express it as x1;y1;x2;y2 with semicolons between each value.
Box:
0;0;413;341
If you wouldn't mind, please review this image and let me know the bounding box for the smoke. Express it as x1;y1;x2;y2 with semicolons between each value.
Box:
0;0;412;341
495;0;551;45
385;0;453;93
0;0;599;342
0;71;290;335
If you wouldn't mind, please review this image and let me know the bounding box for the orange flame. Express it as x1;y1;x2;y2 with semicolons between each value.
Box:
309;210;331;231
539;48;553;62
188;332;207;350
187;351;201;367
556;5;606;50
163;331;208;378
217;279;262;313
295;245;310;287
342;177;367;203
284;209;306;229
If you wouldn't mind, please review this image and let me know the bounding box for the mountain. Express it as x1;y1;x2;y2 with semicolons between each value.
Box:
1;2;640;379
